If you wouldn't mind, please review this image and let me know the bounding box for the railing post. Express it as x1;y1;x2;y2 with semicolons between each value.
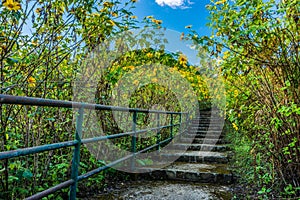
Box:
131;111;137;171
186;112;190;131
170;114;173;139
156;113;160;151
179;113;182;124
179;112;182;134
70;106;84;200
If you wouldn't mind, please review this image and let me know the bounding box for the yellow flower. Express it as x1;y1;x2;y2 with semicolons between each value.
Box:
233;89;239;97
232;123;238;131
92;13;100;17
3;0;21;11
146;52;153;58
31;38;40;46
169;68;175;73
215;0;226;5
128;65;135;70
35;8;42;14
103;2;113;8
130;15;138;19
131;0;137;2
133;80;139;85
223;51;230;59
28;76;36;87
178;54;187;66
151;78;158;83
111;12;118;17
108;20;116;26
151;19;162;25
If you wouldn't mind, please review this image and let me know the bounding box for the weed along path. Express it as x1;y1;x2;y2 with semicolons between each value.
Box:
86;110;233;199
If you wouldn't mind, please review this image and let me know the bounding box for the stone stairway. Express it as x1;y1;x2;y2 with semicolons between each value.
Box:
89;110;233;199
139;109;233;184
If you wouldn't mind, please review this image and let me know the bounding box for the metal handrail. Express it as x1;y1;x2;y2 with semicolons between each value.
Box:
0;94;181;114
0;94;189;200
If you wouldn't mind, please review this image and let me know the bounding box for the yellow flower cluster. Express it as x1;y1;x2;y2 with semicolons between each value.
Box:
123;65;135;70
215;0;226;5
151;78;158;83
232;123;238;131
151;19;162;25
111;12;118;17
133;80;139;85
146;52;153;58
28;77;36;88
233;89;239;98
35;8;42;14
3;0;21;11
108;20;116;26
178;54;188;66
223;51;230;59
32;40;39;47
103;2;113;8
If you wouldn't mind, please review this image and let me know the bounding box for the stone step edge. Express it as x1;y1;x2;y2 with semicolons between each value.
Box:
178;138;229;144
170;144;230;152
182;134;225;138
158;153;229;164
135;168;233;184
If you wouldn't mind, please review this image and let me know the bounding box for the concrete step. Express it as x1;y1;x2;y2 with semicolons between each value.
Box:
188;128;224;132
139;163;232;184
179;137;228;145
170;143;230;152
196;113;222;117
188;130;223;134
189;127;223;131
191;118;223;121
191;118;222;121
190;123;223;127
182;133;224;139
189;121;224;125
160;150;229;164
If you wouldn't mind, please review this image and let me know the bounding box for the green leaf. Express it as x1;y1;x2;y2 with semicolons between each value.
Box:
6;57;20;66
136;159;145;166
23;170;33;179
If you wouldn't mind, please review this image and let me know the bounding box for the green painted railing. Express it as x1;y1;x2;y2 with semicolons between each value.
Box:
0;94;189;199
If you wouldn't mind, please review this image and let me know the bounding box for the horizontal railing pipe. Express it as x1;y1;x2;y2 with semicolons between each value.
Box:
0;94;185;114
25;180;75;200
81;124;181;145
0;140;78;160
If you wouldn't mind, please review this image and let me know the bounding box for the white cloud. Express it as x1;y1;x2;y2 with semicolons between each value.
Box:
155;0;193;9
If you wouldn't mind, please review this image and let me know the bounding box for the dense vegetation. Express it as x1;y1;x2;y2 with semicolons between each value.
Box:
0;0;299;199
0;0;140;198
0;0;211;198
190;0;299;198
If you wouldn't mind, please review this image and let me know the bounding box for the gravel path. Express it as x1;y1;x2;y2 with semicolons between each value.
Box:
84;180;232;200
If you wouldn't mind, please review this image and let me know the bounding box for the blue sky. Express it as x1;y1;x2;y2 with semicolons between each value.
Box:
132;0;212;36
